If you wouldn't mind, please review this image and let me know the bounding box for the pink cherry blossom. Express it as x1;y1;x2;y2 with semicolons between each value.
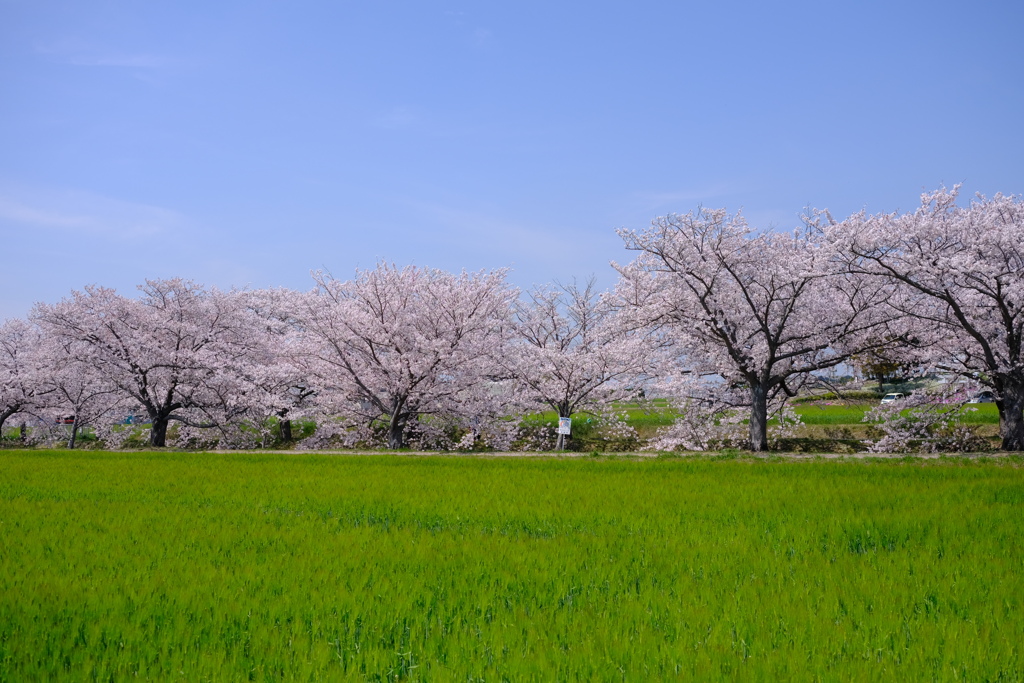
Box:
825;187;1024;450
616;208;892;451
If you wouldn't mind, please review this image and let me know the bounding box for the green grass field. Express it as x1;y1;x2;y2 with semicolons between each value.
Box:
794;402;1001;426
1;450;1022;680
528;400;1001;428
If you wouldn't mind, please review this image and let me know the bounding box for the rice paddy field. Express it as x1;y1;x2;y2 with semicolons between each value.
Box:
1;450;1022;681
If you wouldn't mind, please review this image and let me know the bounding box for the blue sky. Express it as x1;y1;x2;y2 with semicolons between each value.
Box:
2;0;1022;319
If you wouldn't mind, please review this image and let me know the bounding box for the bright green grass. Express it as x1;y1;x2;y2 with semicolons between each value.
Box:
524;401;1000;430
1;451;1022;681
524;403;677;428
795;402;1000;425
794;403;874;425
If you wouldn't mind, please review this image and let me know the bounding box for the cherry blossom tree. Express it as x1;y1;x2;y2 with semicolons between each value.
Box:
861;385;988;454
850;344;916;394
824;187;1024;450
0;318;49;438
506;279;650;450
296;264;517;449
203;287;315;448
33;279;270;447
35;336;128;448
615;208;892;451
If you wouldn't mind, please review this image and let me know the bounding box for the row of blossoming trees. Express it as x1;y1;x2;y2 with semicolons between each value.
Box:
2;187;1023;452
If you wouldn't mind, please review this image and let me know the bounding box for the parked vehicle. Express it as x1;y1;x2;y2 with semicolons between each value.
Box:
880;393;905;404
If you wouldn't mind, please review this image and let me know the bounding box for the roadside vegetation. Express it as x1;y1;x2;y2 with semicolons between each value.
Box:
1;394;1004;454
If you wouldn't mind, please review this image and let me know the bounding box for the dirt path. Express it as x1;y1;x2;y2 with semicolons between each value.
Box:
211;449;1015;460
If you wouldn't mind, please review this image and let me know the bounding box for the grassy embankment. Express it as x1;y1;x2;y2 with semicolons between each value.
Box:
1;450;1021;680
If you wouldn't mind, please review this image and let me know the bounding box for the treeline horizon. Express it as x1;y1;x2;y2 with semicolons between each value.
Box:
2;186;1022;452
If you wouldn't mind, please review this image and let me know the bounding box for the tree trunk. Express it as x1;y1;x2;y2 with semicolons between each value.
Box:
998;380;1024;451
150;415;170;447
749;384;769;452
0;406;17;438
280;419;293;442
66;420;79;449
19;421;27;443
387;413;407;449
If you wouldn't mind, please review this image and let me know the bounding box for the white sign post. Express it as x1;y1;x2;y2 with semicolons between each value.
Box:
556;417;571;451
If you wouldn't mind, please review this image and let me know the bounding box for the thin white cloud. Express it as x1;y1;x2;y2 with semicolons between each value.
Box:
628;186;801;230
405;201;620;287
196;258;263;292
632;183;738;210
373;106;419;129
0;200;89;229
34;41;171;68
472;28;493;48
413;201;564;248
742;208;803;231
0;186;184;239
68;53;170;68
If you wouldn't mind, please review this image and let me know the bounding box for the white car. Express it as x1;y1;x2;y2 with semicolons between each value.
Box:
880;393;905;404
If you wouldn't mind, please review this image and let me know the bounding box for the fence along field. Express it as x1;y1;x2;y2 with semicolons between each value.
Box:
1;450;1021;680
